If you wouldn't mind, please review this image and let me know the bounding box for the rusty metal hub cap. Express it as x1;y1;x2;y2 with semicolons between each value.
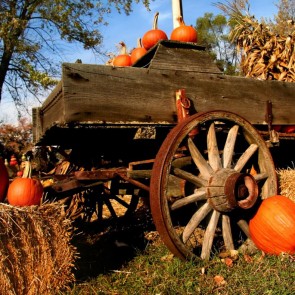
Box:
207;168;259;212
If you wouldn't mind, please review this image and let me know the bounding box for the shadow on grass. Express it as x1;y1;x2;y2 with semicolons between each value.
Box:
71;205;156;282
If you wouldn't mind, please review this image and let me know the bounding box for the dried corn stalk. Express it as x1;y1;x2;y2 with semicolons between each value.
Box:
0;203;78;295
217;0;295;82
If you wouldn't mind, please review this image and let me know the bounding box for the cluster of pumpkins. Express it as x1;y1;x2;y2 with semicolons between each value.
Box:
112;12;198;67
0;158;43;207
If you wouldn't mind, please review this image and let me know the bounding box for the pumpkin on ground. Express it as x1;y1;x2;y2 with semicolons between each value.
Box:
170;16;198;43
142;12;168;50
249;195;295;255
0;158;9;202
7;161;43;206
113;42;132;67
131;38;147;65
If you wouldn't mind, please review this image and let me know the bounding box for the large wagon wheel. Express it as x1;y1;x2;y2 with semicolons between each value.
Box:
150;110;278;260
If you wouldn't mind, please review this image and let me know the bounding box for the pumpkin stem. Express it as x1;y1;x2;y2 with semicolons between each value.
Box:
177;15;185;26
118;41;128;55
137;38;143;48
153;12;159;30
22;161;32;178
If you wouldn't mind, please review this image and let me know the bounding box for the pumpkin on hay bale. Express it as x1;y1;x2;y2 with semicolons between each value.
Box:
0;202;78;295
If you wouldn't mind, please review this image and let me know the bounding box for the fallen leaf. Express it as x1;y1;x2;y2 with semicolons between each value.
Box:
244;254;253;263
257;251;266;262
222;257;234;267
214;275;227;286
160;254;174;262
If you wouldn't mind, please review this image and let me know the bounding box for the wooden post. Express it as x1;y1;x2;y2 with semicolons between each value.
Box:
172;0;183;28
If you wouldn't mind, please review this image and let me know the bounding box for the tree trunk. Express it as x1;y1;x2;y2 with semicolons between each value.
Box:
0;48;14;105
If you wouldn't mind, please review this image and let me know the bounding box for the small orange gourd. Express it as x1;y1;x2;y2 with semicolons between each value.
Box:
131;38;147;65
170;16;198;43
0;158;9;202
142;12;168;50
113;42;132;67
249;195;295;255
7;161;43;206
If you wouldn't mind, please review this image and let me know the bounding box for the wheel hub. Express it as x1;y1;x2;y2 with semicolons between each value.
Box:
206;168;258;212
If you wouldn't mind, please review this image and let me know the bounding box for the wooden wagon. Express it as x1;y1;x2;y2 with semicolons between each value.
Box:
32;40;295;260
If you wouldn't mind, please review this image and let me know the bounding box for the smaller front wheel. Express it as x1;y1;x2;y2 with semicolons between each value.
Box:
150;111;278;260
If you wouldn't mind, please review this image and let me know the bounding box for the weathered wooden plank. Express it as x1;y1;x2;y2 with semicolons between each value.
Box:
61;65;295;122
148;45;221;73
38;65;295;130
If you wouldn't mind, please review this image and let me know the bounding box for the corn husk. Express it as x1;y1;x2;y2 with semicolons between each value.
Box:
0;203;78;295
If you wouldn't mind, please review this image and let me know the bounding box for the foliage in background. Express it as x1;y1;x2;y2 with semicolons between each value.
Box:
0;117;33;161
0;0;151;118
267;0;295;35
195;12;240;75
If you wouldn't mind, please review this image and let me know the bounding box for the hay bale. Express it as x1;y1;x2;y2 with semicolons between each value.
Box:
0;203;78;295
278;168;295;202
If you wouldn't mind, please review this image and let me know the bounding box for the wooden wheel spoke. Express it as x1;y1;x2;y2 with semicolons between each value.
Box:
188;137;213;179
207;123;222;171
253;172;268;181
96;200;104;222
173;167;207;187
112;194;132;209
222;215;234;250
234;143;258;172
237;219;250;238
223;125;239;168
201;210;221;260
171;188;206;210
182;202;212;243
104;197;118;218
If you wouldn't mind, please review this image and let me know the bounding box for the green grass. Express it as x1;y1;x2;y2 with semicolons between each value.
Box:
61;208;295;295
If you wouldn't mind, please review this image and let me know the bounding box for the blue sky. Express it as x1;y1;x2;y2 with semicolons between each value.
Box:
0;0;279;123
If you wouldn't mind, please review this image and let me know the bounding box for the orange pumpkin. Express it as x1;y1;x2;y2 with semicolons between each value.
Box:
249;195;295;255
7;161;43;206
113;42;132;67
0;158;9;202
131;38;147;65
142;12;168;50
170;16;198;43
7;177;43;206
